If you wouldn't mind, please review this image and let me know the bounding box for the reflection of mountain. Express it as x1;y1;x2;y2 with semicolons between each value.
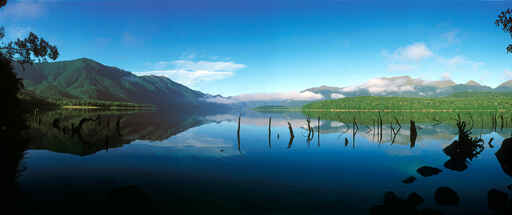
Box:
229;110;510;145
27;110;210;156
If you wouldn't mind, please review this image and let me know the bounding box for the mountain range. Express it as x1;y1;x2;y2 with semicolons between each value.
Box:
14;58;215;109
302;76;512;99
14;58;512;108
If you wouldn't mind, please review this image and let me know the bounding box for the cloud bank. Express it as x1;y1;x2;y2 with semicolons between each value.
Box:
386;42;433;61
136;60;246;85
206;91;324;104
341;76;418;94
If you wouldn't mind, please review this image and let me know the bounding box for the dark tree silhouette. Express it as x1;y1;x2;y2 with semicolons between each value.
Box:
0;0;59;132
496;9;512;53
0;1;59;213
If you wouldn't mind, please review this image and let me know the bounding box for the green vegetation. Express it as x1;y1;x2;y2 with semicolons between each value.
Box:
14;58;206;106
303;93;512;112
18;90;153;110
301;92;512;128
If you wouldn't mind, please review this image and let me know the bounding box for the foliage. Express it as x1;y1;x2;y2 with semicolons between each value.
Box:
496;8;512;53
301;93;512;128
14;58;207;106
303;94;512;112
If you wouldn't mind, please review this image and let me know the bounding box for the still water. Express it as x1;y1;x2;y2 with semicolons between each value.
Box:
17;110;512;214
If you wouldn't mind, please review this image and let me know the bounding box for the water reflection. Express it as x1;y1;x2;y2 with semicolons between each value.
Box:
14;109;512;214
496;137;512;177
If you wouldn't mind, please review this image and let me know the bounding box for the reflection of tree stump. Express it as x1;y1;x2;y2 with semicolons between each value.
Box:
410;120;417;148
287;122;294;138
52;118;60;130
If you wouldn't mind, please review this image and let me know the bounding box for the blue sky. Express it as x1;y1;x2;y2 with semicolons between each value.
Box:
2;0;512;96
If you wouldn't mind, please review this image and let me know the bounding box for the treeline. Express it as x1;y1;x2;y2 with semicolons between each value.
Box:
18;91;152;109
303;94;512;111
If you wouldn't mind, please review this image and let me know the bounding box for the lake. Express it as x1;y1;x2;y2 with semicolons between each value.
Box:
15;109;512;214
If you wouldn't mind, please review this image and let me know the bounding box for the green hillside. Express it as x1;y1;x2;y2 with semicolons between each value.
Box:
14;58;206;107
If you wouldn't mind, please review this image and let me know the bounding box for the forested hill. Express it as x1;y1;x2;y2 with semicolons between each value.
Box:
13;58;209;108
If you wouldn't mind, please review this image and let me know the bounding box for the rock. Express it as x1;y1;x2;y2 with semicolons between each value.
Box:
370;192;420;215
407;192;424;206
419;208;444;215
417;166;442;177
402;176;416;184
443;158;467;172
488;189;508;211
434;187;459;206
496;137;512;177
383;192;400;205
507;184;512;190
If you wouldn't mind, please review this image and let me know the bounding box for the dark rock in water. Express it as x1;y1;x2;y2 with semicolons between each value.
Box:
443;135;484;173
417;166;442;177
220;149;224;152
407;192;424;206
443;158;468;172
383;192;400;205
434;187;459;206
419;208;444;215
370;192;432;215
507;184;512;190
488;189;508;211
496;137;512;177
402;176;416;184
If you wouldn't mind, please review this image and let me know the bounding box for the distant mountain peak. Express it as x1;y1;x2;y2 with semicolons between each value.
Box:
465;80;481;86
424;79;456;88
498;80;512;88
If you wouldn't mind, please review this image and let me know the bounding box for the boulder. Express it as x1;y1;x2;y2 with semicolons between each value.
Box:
417;166;442;177
496;137;512;177
434;187;459;206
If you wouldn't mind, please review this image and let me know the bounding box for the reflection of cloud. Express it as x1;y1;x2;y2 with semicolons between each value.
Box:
330;121;345;127
206;91;323;104
137;132;239;157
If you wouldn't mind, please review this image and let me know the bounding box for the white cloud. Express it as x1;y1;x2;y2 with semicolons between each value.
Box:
137;60;246;85
205;91;323;104
173;60;246;72
386;42;433;61
341;76;418;94
438;55;484;73
138;69;233;85
331;93;345;99
387;63;416;72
